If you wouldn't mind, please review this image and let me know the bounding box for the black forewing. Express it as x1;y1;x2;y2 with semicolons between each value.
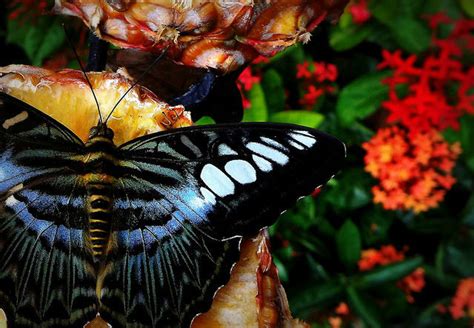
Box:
99;123;345;327
0;92;97;327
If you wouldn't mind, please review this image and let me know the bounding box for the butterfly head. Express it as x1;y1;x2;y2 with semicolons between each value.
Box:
89;123;114;140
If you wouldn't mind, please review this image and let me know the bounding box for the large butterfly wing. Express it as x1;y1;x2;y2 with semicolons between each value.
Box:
0;93;97;327
99;124;345;327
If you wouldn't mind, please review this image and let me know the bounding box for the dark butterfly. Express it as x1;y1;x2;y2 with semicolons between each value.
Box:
0;90;345;327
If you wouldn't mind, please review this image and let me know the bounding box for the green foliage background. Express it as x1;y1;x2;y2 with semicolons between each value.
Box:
1;0;473;326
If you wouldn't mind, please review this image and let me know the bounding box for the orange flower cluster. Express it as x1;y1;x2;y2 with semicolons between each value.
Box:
363;126;461;213
358;245;405;270
358;245;425;303
449;278;474;321
328;302;350;328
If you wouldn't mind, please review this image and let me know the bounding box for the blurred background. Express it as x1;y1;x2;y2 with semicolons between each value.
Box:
1;0;473;326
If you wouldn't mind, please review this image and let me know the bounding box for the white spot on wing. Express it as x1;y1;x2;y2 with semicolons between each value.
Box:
246;142;289;165
218;144;238;156
2;111;28;129
224;160;257;184
298;130;313;137
252;155;272;172
200;187;216;205
181;135;202;156
5;195;19;208
289;132;316;147
200;164;235;197
260;137;286;150
289;140;305;150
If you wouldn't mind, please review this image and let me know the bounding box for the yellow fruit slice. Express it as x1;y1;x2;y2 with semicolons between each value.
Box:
0;65;191;144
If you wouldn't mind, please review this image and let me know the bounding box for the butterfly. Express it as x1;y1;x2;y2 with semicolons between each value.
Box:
0;90;345;327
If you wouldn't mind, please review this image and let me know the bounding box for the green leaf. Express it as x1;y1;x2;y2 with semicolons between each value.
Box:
354;257;423;288
338;11;353;29
346;286;381;328
324;168;373;210
424;0;463;18
389;17;431;54
243;84;268;122
361;207;394;245
329;24;373;52
423;265;459;290
273;256;289;282
336;220;361;267
269;111;324;128
277;196;317;230
444;115;474;172
336;71;390;126
459;0;474;17
370;0;399;23
462;195;474;226
444;237;474;276
194;116;215;125
7;17;65;66
261;69;285;114
460;115;474;171
290;279;344;316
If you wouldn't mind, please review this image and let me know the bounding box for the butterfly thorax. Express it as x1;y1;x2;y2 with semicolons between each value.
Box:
84;124;117;260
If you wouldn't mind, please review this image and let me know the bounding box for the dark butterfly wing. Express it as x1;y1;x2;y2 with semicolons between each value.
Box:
0;93;97;327
99;123;345;327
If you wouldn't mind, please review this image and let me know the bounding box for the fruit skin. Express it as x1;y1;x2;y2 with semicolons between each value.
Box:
0;65;308;327
54;0;349;72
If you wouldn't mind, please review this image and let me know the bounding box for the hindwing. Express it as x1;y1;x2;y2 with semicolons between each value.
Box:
0;93;97;327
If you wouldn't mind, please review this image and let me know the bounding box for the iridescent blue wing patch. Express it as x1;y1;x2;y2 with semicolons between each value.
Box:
0;93;97;326
98;124;345;327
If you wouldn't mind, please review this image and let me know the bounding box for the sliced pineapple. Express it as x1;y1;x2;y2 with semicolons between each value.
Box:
54;0;349;72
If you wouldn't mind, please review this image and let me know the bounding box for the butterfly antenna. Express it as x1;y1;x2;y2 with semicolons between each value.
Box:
104;48;169;124
63;25;103;124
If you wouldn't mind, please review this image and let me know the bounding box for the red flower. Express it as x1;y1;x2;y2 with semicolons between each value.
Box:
301;85;324;108
379;16;473;134
363;127;461;213
237;67;261;109
238;67;261;92
328;302;351;328
397;268;425;303
348;0;371;25
296;62;312;79
449;278;474;321
335;302;350;315
9;0;49;19
425;13;451;30
359;245;425;302
252;55;270;65
296;61;338;109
